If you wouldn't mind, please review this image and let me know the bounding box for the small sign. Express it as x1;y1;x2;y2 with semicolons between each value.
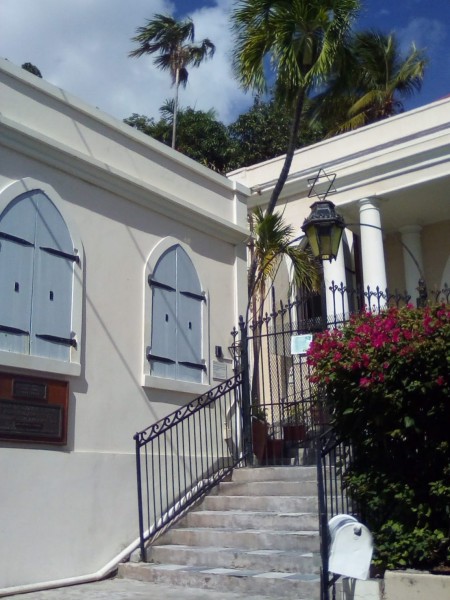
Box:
13;380;47;401
291;334;313;355
212;361;227;381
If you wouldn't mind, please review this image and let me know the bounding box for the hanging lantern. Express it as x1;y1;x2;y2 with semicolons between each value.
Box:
301;200;345;262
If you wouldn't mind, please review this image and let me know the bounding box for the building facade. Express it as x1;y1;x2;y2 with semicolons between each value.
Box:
0;59;249;593
229;97;450;311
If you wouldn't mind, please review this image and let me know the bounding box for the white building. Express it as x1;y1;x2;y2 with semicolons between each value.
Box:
0;58;249;594
229;96;450;311
1;55;449;595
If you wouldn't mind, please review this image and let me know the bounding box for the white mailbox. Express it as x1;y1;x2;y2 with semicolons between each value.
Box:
328;514;373;580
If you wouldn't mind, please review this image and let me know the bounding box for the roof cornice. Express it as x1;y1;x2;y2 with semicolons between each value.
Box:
0;113;249;245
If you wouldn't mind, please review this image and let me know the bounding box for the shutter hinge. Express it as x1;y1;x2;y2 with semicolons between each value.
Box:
36;333;77;348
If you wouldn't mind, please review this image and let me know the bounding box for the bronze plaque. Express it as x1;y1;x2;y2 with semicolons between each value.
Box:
0;399;62;440
13;380;47;401
0;373;68;445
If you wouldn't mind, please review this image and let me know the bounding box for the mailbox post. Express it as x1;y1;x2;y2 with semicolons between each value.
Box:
328;514;373;580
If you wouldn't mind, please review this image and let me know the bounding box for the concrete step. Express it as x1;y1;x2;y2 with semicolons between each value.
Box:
160;526;320;552
4;577;312;600
231;466;317;483
201;493;318;513
181;509;319;531
147;543;321;573
119;561;321;600
216;479;318;496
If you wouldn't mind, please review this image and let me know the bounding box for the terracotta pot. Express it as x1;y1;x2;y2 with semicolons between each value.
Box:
283;424;307;443
252;418;268;464
266;438;285;465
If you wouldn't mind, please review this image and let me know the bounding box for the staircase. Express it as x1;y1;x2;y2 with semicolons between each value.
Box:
119;465;321;599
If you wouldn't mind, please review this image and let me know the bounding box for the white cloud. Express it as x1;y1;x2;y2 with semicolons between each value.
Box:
0;0;250;124
397;17;447;52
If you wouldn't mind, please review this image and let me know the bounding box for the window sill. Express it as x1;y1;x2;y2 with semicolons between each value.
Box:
0;350;81;378
142;374;211;396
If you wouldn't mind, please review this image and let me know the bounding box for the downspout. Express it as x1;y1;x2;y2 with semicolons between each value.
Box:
0;535;142;598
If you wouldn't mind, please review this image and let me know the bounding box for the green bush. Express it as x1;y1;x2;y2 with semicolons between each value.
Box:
307;304;450;572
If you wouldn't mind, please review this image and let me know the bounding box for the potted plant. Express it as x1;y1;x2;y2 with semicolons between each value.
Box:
251;405;269;464
283;403;307;443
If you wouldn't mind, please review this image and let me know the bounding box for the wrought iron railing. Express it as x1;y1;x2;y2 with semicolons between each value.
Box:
134;373;244;561
317;429;358;600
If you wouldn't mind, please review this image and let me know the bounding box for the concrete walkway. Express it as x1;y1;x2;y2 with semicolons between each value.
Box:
9;577;266;600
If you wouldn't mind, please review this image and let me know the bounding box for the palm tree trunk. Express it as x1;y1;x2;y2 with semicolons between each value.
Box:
247;87;306;312
172;69;180;149
251;293;263;409
266;87;306;216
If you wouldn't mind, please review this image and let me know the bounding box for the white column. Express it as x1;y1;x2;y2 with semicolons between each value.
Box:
399;225;424;303
359;198;387;305
323;234;349;322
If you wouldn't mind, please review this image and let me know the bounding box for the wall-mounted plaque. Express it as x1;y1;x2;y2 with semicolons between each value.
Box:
212;361;228;381
13;380;47;401
0;373;68;445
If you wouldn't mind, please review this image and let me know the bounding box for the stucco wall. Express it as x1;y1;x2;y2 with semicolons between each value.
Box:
0;59;249;592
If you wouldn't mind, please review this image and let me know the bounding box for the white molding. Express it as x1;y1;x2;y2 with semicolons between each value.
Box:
0;115;249;245
0;57;249;196
142;374;211;396
0;350;81;377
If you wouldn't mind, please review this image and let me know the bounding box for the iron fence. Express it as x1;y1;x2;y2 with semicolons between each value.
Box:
317;430;357;600
133;279;449;592
236;280;449;599
134;373;244;561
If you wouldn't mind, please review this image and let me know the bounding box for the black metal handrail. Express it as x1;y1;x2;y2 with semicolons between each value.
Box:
317;428;358;600
134;373;244;561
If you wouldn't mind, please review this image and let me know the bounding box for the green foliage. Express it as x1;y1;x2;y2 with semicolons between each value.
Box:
129;14;215;86
310;30;427;135
250;206;320;302
283;403;306;425
176;108;232;172
307;305;450;572
231;0;360;104
129;13;215;147
231;0;360;216
228;96;325;169
124;106;232;172
251;405;267;421
125;96;325;172
21;62;42;78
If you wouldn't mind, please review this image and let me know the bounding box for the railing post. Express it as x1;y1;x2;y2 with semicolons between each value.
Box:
317;438;330;600
239;316;253;466
135;435;147;562
320;277;328;331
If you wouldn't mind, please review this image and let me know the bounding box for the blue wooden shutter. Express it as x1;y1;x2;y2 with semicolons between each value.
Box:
176;247;204;383
0;194;35;353
149;247;177;378
31;192;76;361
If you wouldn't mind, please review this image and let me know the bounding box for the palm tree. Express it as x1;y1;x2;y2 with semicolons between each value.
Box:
232;0;359;217
231;0;360;296
311;30;427;134
248;207;321;407
129;14;215;148
249;207;320;317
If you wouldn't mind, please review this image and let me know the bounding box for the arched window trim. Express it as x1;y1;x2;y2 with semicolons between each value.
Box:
0;178;83;377
143;237;210;395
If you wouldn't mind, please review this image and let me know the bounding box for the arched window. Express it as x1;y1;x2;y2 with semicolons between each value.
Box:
0;188;80;367
147;244;206;384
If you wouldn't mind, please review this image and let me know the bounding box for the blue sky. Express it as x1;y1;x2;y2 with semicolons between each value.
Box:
356;0;450;109
1;0;449;124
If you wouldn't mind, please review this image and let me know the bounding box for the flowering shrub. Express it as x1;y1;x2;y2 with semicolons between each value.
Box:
307;305;450;572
